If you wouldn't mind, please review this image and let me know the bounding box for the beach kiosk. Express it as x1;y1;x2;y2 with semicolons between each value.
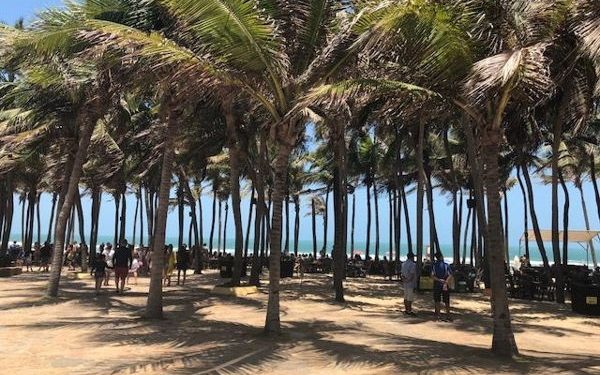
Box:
519;230;600;315
519;229;599;268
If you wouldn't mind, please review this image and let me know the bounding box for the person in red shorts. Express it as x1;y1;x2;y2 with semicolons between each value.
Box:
113;239;133;293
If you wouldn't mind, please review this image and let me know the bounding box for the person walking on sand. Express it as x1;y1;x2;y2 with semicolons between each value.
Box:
431;252;453;321
401;252;417;316
163;245;176;286
90;254;111;295
176;244;190;286
113;240;133;293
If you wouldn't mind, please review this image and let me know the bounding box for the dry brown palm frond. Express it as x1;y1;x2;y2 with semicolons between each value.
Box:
464;44;555;105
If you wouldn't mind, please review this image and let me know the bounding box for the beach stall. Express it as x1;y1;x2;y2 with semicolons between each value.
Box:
519;229;599;268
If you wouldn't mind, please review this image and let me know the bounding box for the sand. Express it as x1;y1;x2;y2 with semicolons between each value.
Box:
0;270;599;375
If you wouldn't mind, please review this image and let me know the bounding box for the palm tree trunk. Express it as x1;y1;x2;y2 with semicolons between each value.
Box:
250;173;265;286
293;194;300;256
426;169;441;256
415;119;425;287
284;194;290;253
332;120;346;302
453;191;459;263
365;183;372;259
47;193;57;243
177;183;184;251
323;186;330;253
401;184;412;254
25;189;36;254
458;189;464;264
76;190;87;271
463;205;472;264
521;162;550;269
89;188;101;259
47;111;96;298
589;154;600;233
516;167;530;259
350;192;355;258
264;142;293;335
145;189;154;249
132;190;139;247
558;170;569;266
36;193;41;245
1;181;14;253
223;200;229;253
139;187;144;247
244;188;254;258
21;194;26;246
374;182;380;259
312;197;317;257
551;116;565;303
503;190;510;264
388;189;393;261
577;183;598;268
198;193;203;247
113;194;120;247
217;199;222;252
145;110;177;319
119;192;126;243
228;145;244;284
481;127;518;356
209;187;217;252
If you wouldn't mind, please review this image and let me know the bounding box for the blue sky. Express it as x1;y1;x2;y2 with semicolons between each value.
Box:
4;1;600;254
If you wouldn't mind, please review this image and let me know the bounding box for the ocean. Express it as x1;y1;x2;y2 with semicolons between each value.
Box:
14;233;593;266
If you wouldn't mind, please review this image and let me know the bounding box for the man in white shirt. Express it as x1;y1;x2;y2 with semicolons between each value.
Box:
401;252;417;316
102;244;115;286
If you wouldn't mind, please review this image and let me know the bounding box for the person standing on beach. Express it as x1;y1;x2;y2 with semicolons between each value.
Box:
102;244;114;286
431;252;453;321
113;240;132;293
401;252;417;316
90;254;111;295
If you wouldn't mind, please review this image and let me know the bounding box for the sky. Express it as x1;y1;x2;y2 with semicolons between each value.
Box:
4;1;600;254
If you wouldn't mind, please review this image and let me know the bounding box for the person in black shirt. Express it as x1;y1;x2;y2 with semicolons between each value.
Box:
39;242;52;272
113;240;133;293
177;245;191;286
90;254;111;295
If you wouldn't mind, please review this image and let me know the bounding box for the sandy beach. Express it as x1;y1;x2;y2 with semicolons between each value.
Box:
0;271;599;375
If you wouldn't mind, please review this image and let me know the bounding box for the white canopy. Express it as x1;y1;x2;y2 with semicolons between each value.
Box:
520;230;600;243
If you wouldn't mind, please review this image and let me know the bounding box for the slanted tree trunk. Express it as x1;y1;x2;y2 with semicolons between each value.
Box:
25;189;36;254
47;109;97;298
223;200;229;253
577;182;598;268
522;162;550;269
401;184;412;254
463;205;472;264
46;193;57;244
425;168;441;256
249;168;266;286
145;109;178;319
590;154;600;236
481;126;518;357
516;167;530;259
264;141;294;335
